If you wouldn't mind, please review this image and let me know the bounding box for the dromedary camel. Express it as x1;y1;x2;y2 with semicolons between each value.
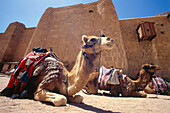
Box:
85;64;161;97
1;34;114;106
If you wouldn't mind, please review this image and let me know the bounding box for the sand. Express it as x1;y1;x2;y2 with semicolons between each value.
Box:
0;74;169;113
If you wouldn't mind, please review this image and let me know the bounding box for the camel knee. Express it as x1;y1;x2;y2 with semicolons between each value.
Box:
34;94;40;101
53;96;67;106
34;89;67;106
74;94;83;103
34;92;44;101
69;94;83;103
140;91;147;98
142;93;147;98
130;91;147;98
34;89;48;101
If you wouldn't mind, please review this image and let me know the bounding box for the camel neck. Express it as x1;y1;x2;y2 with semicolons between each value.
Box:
67;51;97;96
134;70;151;91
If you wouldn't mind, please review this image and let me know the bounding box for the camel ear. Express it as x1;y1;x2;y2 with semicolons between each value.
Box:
82;35;88;43
142;64;150;69
100;34;105;37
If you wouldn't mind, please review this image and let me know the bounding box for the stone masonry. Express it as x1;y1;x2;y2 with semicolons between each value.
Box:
0;0;169;79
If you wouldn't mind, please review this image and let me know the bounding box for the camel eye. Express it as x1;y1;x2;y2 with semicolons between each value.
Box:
90;38;97;42
106;37;111;41
151;66;156;69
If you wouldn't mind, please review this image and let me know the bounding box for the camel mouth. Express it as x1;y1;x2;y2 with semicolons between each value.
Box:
106;44;114;47
156;67;161;70
105;39;114;48
104;43;114;50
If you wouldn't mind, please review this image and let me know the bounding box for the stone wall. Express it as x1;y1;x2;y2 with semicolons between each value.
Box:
0;33;3;37
12;27;35;61
0;22;23;62
25;0;128;71
119;16;170;78
0;32;6;61
0;22;35;62
0;0;169;79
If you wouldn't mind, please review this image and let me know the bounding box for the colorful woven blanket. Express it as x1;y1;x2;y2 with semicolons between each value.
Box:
151;76;168;94
1;48;59;98
98;66;123;86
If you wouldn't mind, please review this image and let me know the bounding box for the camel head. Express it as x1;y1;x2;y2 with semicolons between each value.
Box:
141;63;161;83
142;64;161;75
82;34;114;54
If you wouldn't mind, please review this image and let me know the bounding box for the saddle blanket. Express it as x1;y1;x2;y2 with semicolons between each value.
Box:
6;48;59;94
152;76;168;94
98;66;123;86
0;47;61;99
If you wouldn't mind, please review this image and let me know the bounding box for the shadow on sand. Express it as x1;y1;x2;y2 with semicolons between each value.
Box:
70;102;121;113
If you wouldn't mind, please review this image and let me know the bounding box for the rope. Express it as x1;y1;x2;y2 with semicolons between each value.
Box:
98;43;101;71
62;73;69;101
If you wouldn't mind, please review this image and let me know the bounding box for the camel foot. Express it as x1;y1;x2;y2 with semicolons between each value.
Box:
68;94;83;103
139;91;147;98
130;91;147;98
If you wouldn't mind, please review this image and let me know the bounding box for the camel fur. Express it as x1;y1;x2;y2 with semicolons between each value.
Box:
30;34;114;106
85;64;161;97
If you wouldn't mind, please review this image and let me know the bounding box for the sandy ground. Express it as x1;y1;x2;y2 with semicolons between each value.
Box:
0;74;170;113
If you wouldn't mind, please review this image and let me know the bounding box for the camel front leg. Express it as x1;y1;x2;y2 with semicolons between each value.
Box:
34;87;67;106
130;91;147;98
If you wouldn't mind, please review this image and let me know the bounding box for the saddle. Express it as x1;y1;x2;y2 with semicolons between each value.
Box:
98;66;125;86
0;47;60;99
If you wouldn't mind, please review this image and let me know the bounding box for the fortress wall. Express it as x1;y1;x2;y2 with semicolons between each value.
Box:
25;0;128;71
2;0;168;78
0;22;22;62
0;24;14;62
1;22;26;62
0;33;6;61
0;33;3;37
96;0;128;72
12;27;35;61
119;16;170;78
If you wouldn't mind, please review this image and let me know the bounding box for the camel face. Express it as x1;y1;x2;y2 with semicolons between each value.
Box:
100;36;114;51
142;64;161;73
82;34;114;54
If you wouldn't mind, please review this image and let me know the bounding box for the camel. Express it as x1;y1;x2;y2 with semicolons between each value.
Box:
84;64;161;97
0;34;114;106
144;77;170;95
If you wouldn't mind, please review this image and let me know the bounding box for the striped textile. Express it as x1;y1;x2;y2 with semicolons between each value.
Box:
152;76;168;94
98;66;121;86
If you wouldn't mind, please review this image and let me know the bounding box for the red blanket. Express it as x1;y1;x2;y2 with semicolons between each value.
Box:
6;51;58;94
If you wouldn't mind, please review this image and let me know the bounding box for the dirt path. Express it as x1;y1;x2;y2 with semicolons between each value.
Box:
0;74;169;113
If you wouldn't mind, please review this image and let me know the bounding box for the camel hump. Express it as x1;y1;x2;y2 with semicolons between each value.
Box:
40;57;64;88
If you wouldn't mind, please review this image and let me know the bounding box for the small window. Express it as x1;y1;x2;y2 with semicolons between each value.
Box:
136;22;157;41
161;31;165;34
89;10;94;13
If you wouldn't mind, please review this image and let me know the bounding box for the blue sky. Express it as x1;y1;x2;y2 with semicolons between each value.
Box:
0;0;169;33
